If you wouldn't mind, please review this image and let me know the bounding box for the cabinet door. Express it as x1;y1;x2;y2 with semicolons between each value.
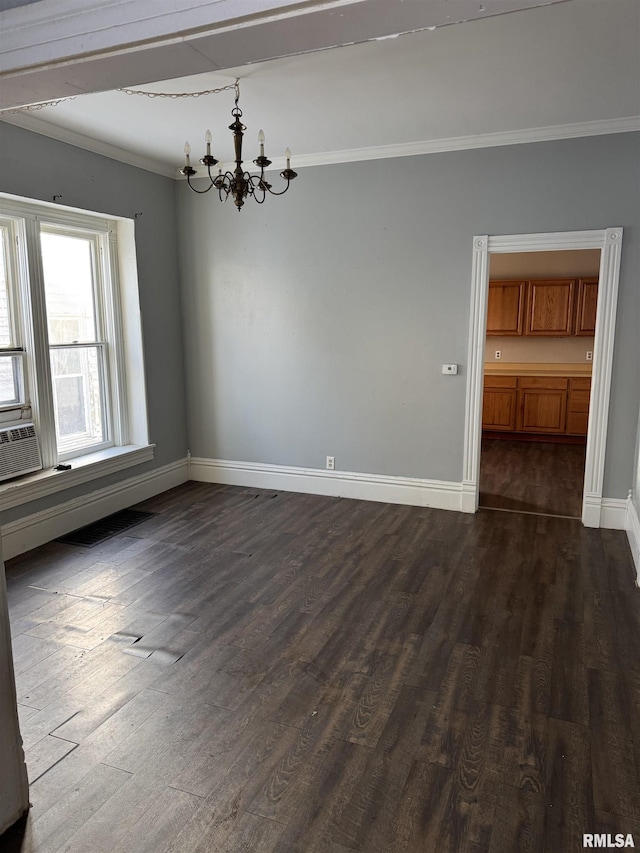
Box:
517;389;567;433
483;378;517;431
483;388;517;430
575;278;598;336
525;279;575;336
486;281;526;336
566;377;591;435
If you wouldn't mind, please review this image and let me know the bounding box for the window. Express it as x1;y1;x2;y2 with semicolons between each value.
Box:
41;228;110;458
0;195;150;485
0;221;25;410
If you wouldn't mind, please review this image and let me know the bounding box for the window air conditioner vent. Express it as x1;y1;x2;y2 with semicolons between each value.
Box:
0;422;42;482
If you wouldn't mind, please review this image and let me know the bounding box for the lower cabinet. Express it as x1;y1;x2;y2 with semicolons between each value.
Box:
482;377;517;431
566;377;591;435
483;374;590;436
516;377;568;433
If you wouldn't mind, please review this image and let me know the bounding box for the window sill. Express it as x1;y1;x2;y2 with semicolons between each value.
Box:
0;444;155;514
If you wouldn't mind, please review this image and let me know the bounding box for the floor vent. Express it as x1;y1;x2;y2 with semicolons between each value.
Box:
57;509;156;547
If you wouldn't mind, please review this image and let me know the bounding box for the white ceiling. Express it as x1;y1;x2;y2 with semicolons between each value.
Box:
1;0;639;178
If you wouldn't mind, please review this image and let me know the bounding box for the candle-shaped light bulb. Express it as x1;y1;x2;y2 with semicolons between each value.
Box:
184;141;191;166
205;129;212;156
258;129;265;158
217;162;223;176
285;147;291;169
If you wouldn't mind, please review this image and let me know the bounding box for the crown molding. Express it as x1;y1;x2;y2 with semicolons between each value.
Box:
3;113;639;181
178;115;640;178
288;116;640;170
0;113;177;179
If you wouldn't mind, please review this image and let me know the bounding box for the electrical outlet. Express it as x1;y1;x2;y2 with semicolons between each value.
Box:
495;350;501;360
586;351;593;361
326;456;335;470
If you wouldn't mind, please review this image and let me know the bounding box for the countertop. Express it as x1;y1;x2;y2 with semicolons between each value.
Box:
484;362;592;377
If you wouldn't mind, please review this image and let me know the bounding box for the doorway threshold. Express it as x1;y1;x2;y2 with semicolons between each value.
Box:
479;505;580;521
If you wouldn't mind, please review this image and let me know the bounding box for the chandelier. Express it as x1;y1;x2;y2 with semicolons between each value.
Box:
180;81;297;211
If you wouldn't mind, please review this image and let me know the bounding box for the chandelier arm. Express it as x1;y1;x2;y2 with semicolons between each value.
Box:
206;163;218;183
248;174;267;203
264;179;292;197
186;174;215;193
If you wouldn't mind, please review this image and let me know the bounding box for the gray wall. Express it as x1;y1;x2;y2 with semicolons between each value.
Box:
0;545;29;833
0;122;188;526
634;405;640;519
177;132;639;499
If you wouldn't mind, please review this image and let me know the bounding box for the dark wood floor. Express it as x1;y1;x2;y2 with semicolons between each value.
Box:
2;482;639;852
480;438;587;517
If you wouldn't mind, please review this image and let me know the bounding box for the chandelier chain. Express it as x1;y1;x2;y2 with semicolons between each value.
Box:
0;97;76;115
0;79;240;115
118;79;239;99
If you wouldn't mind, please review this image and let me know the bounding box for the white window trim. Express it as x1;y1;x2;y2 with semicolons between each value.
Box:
0;216;29;416
41;222;117;460
0;192;152;505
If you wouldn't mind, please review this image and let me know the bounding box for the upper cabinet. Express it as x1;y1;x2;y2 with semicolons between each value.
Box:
526;279;575;336
486;281;526;336
575;277;598;336
486;277;598;337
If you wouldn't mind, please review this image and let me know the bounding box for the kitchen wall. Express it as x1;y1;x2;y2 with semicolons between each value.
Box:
177;131;639;500
485;249;599;364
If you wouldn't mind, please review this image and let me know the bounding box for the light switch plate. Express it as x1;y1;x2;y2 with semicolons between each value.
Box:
442;363;458;375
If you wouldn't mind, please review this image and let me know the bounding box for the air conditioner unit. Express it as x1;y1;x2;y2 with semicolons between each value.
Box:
0;423;42;482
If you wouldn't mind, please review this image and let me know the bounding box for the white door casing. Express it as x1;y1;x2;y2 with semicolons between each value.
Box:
462;228;623;526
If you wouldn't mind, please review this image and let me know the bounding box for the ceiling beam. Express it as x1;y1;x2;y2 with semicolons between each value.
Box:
0;0;569;109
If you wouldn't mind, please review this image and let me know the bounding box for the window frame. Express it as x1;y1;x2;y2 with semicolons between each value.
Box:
0;196;141;475
39;223;118;460
0;216;29;416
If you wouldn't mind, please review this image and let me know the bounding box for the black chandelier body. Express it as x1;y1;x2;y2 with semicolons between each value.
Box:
180;82;297;211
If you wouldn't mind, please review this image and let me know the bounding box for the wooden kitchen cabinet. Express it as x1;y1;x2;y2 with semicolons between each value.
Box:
486;281;526;336
482;374;590;437
487;277;595;338
525;279;576;336
575;278;598;335
566;377;591;435
482;376;517;431
516;377;568;433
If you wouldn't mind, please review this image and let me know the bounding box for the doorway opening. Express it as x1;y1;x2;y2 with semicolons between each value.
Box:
478;249;599;518
462;229;623;528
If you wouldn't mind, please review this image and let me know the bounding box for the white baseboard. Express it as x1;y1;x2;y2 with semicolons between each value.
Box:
582;494;628;530
599;497;628;530
1;457;189;560
3;453;635;566
190;457;470;513
625;496;640;585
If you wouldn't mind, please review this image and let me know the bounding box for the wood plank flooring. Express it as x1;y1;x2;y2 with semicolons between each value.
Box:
479;438;587;517
2;482;639;852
